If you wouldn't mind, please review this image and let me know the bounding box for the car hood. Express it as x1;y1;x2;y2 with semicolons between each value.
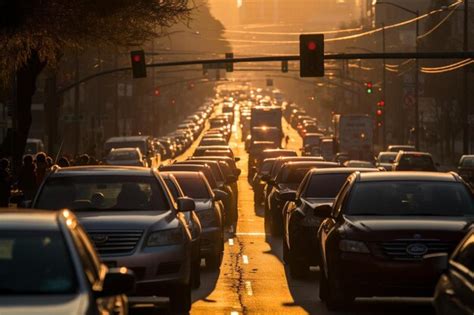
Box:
0;294;86;315
75;210;180;231
343;216;473;241
304;198;335;209
277;183;299;191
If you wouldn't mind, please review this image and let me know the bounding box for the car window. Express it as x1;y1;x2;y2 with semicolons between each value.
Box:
0;230;77;294
164;177;182;200
452;233;474;271
346;181;474;216
461;157;474;168
35;175;170;211
303;173;349;198
70;226;100;286
333;179;352;217
175;175;211;199
398;155;434;167
107;150;140;161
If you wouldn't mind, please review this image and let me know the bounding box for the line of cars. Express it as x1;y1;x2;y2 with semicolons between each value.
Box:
2;100;241;314
252;101;473;313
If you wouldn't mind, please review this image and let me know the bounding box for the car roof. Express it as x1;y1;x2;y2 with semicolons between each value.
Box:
309;167;378;175
0;210;62;230
105;136;150;142
160;171;202;179
50;165;153;177
110;147;139;152
282;161;339;168
397;151;433;157
358;172;457;182
196;145;231;150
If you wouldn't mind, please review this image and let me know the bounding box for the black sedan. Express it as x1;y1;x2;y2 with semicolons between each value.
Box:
317;172;474;310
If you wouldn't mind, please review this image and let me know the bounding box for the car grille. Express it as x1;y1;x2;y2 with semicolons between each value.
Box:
376;239;454;261
88;230;143;256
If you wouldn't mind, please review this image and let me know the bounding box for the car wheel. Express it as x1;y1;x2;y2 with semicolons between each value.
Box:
169;283;191;313
289;254;308;278
191;257;201;289
206;239;224;270
323;270;354;311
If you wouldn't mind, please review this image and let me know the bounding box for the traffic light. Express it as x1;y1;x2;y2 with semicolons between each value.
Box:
366;81;373;94
225;53;234;72
130;50;147;78
376;100;384;127
154;88;160;96
299;34;324;77
282;60;288;73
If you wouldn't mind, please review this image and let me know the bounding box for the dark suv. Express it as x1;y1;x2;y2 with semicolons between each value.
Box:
317;172;474;310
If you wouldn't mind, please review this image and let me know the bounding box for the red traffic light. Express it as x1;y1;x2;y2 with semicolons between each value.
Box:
132;55;141;63
366;82;373;88
307;41;317;51
154;88;160;96
378;100;385;107
376;109;383;116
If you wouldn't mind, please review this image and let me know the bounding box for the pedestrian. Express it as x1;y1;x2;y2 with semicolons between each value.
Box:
57;156;70;167
284;135;290;148
0;158;11;207
35;152;48;186
18;155;37;200
77;154;90;166
46;156;54;168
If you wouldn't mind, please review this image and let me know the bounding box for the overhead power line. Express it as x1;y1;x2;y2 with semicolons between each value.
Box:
421;58;474;73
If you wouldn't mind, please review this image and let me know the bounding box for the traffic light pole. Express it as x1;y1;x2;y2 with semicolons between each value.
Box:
56;51;474;95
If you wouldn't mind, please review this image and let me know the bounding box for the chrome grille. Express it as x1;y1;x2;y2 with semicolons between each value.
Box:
378;239;453;261
88;230;143;256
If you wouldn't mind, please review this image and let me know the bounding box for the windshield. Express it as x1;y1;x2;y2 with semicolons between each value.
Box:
304;136;320;146
260;160;275;175
346;181;474;216
107;150;140;161
277;166;313;184
303;173;349;198
24;143;39;154
378;153;397;163
175;176;211;199
0;231;77;294
461;157;474;167
36;175;170;211
106;141;146;155
399;155;434;167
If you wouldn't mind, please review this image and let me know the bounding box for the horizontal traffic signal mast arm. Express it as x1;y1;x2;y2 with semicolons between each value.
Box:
57;51;474;94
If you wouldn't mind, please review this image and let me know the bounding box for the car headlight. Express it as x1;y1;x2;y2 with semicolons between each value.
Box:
146;228;184;247
196;208;218;227
339;240;370;254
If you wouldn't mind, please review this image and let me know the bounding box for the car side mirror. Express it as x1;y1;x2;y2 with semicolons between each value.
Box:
267;179;276;186
177;197;195;212
279;191;297;201
261;174;270;182
226;175;237;184
97;267;135;297
235;169;242;177
235;157;241;162
213;189;227;201
18;200;32;208
423;253;449;273
314;204;333;218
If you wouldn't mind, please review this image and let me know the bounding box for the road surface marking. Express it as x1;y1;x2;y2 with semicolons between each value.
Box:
245;281;253;296
242;255;249;264
235;232;266;236
229;238;234;246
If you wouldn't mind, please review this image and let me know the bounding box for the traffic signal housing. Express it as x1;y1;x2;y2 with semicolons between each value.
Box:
366;82;373;94
130;50;147;79
282;60;288;73
299;34;324;77
376;100;385;127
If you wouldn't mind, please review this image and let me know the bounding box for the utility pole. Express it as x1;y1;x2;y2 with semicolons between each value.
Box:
73;52;80;155
415;10;420;150
463;0;470;154
382;23;387;148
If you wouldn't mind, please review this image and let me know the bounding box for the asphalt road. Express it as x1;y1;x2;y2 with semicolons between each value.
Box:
132;111;437;315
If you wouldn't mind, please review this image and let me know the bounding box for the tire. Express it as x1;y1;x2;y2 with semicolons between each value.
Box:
206;237;224;270
289;254;308;279
169;283;191;313
321;268;354;311
191;257;201;289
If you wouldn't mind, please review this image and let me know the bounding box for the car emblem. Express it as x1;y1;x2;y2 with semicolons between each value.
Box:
406;243;428;256
91;234;108;244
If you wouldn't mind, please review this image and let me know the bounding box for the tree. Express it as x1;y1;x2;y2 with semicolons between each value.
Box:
0;0;190;170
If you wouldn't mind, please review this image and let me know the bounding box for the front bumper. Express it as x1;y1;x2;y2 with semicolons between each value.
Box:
102;243;191;296
330;252;443;297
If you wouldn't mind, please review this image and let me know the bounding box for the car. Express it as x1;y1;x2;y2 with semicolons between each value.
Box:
104;136;160;168
32;166;196;312
0;210;134;315
392;151;438;172
105;147;147;167
282;168;380;278
301;133;323;156
193;145;237;160
343;160;375;168
187;155;242;179
317;172;474;310
160;173;202;289
265;161;339;235
199;138;228;146
457;155;474;185
376;151;398;171
387;144;416;152
434;228;474;315
249;149;297;182
164;171;226;270
253;158;277;206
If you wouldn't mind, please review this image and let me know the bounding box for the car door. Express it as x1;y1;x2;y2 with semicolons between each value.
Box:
70;224;123;315
448;232;474;314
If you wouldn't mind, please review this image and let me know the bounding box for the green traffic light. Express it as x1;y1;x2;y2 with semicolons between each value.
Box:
367;88;372;94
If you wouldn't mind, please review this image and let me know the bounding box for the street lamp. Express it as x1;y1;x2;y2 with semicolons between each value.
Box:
375;1;420;149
